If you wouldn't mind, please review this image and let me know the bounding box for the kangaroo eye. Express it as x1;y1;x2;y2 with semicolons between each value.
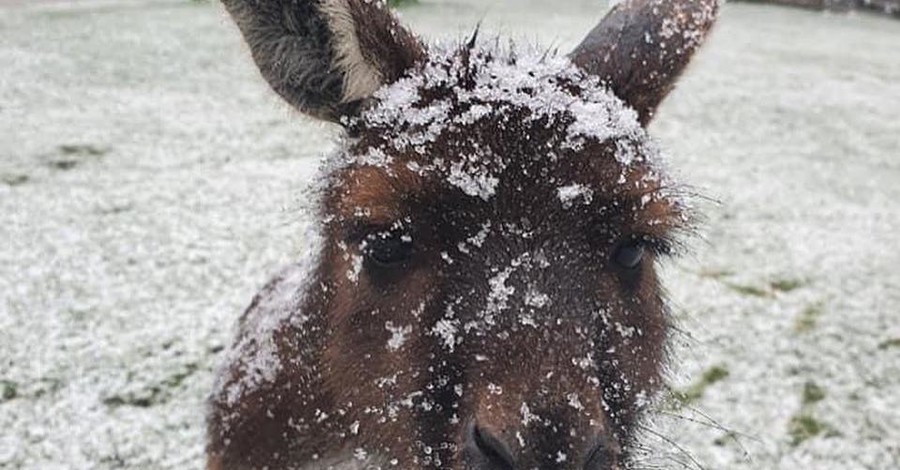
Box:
613;240;645;270
364;231;414;268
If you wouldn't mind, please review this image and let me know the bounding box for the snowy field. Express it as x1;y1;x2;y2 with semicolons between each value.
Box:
1;0;899;468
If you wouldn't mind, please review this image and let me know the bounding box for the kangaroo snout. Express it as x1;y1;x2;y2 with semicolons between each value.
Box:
463;390;624;470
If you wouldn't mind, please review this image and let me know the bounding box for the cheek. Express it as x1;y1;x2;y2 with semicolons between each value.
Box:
320;251;439;443
598;269;668;397
324;241;438;373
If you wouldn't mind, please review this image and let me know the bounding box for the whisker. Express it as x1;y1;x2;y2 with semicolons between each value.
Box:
635;423;707;470
677;405;756;462
630;451;695;470
627;439;693;470
651;410;754;463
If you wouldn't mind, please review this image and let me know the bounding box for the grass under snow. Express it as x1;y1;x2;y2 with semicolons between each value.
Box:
1;0;899;468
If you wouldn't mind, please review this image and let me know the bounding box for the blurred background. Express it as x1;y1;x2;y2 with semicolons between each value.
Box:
1;0;898;468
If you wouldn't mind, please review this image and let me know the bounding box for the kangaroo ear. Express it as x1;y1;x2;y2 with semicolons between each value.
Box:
222;0;425;123
569;0;719;125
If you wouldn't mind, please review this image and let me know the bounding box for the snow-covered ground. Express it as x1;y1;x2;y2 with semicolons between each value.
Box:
1;0;898;468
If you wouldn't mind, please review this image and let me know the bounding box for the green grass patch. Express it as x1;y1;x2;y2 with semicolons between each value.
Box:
787;379;835;446
58;144;109;157
103;362;199;408
49;160;79;170
771;278;805;293
801;381;826;405
1;174;29;186
713;430;740;447
878;338;900;350
794;303;824;333
48;144;110;171
724;282;771;298
788;413;827;446
723;278;807;298
673;365;730;405
103;393;156;408
1;380;18;402
32;378;63;398
697;268;735;280
161;362;199;390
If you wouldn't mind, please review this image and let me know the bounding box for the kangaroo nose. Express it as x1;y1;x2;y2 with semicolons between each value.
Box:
465;424;515;470
464;422;622;470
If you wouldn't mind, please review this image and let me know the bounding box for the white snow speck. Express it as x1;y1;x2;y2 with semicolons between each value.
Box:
567;392;584;411
432;317;460;352
521;402;538;426
447;160;499;201
557;183;594;208
347;253;363;283
385;322;412;352
524;287;551;309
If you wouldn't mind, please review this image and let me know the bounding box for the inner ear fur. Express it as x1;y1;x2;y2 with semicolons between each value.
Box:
222;0;425;123
569;0;719;125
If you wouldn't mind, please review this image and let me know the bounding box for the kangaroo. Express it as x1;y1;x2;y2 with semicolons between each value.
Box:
207;0;719;468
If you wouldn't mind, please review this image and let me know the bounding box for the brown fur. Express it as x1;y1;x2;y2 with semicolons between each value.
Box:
570;0;719;125
209;1;718;469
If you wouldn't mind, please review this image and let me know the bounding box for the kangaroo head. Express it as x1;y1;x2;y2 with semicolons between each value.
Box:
209;1;719;469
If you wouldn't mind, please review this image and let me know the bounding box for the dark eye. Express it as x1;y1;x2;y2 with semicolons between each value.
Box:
364;231;414;268
613;239;645;270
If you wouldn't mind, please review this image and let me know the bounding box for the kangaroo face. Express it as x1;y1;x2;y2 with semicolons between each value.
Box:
209;1;718;469
321;49;685;467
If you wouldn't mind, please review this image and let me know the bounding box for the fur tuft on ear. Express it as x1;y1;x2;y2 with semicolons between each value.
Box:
570;0;719;125
318;0;384;104
222;0;425;123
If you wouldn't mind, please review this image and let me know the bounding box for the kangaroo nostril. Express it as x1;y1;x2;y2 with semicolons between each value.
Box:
468;424;516;470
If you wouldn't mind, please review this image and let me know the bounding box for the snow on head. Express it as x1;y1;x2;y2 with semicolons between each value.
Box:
557;183;594;208
448;159;499;200
342;42;662;201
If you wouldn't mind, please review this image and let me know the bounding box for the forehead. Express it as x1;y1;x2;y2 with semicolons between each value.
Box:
331;46;683;234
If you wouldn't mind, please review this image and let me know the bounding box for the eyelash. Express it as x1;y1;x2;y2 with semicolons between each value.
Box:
637;235;674;257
